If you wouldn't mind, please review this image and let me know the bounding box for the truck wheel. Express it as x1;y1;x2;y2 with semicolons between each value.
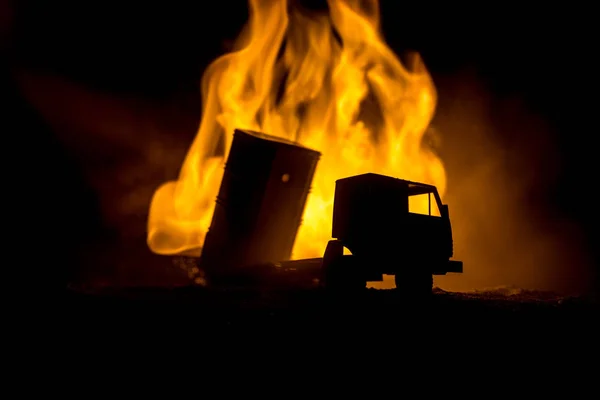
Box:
394;272;433;295
321;240;343;289
321;240;365;291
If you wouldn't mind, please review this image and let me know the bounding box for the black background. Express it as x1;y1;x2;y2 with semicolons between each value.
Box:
3;0;598;294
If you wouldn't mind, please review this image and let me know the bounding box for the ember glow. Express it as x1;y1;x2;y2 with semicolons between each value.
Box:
147;0;446;258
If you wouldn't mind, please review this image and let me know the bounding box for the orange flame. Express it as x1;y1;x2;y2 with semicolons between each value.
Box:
147;0;445;259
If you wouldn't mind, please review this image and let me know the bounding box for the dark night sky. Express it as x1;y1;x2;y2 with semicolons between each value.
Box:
3;0;598;293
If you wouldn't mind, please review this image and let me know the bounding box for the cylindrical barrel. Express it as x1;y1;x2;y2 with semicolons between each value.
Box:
200;129;321;278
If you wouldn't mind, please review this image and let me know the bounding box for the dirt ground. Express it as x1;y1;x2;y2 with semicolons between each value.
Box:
64;285;598;334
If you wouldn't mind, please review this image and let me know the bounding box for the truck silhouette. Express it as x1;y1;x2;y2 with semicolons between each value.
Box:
320;173;463;293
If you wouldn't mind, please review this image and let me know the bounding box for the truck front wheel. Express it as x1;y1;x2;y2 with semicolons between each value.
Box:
321;240;365;291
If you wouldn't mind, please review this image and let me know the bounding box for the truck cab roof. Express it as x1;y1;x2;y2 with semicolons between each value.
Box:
335;173;439;197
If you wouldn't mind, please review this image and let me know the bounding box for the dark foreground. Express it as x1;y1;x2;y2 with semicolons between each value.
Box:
31;283;591;384
64;286;599;339
55;287;600;368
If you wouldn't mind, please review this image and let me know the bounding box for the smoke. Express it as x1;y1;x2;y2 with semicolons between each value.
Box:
432;69;591;294
14;70;195;285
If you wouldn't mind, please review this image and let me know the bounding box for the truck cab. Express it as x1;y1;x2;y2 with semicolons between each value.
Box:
322;173;463;292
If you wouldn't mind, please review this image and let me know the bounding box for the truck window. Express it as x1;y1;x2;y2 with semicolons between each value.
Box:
408;193;441;216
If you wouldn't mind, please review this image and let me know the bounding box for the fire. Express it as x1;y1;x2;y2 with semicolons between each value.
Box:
147;0;446;259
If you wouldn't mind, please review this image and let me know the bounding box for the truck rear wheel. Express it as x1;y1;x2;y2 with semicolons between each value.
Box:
321;240;365;291
394;272;433;295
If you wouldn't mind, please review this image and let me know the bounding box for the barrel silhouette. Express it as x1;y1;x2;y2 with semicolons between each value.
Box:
200;129;321;277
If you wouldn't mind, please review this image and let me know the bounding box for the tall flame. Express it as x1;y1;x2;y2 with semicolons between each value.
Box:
147;0;445;259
